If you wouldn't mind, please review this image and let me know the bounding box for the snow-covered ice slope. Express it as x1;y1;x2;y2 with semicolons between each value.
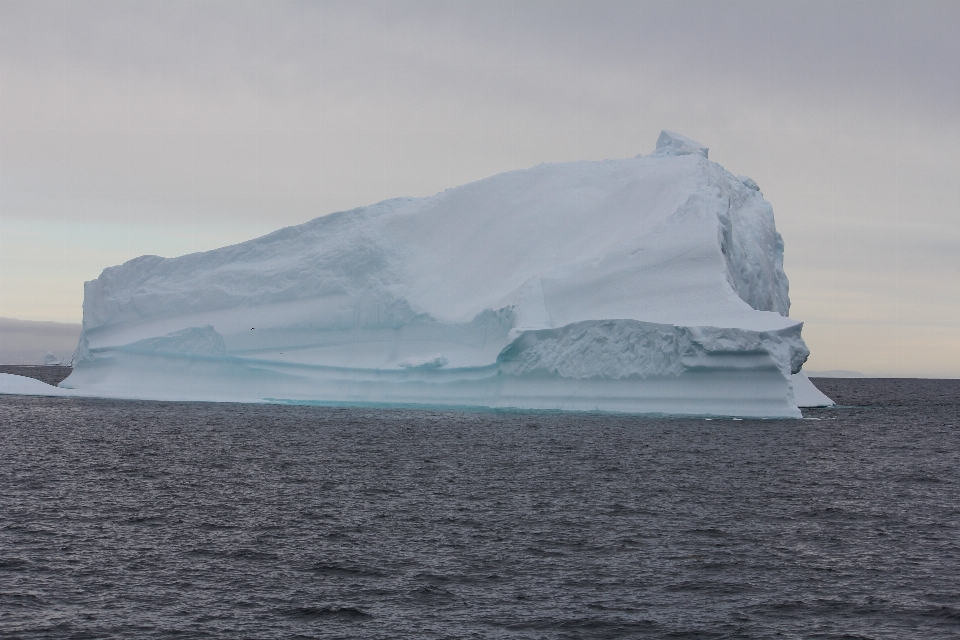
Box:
60;131;833;415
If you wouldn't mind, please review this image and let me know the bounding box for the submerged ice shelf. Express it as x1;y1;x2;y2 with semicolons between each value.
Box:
50;131;833;415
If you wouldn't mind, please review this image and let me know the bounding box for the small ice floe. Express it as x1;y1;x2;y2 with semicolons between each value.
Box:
397;354;449;369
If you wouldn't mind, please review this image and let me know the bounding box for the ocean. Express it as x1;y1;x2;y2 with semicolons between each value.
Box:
1;378;958;638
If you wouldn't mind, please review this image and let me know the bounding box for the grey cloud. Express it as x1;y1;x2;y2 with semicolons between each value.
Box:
3;1;957;227
4;2;958;108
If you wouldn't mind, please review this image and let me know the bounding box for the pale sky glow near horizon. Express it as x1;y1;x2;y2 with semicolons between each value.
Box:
1;0;959;377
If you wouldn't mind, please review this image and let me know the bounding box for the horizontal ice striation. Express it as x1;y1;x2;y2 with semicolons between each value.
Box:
121;325;227;357
60;131;833;415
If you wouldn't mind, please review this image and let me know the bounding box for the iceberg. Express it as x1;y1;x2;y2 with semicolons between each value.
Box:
0;373;82;397
55;131;833;416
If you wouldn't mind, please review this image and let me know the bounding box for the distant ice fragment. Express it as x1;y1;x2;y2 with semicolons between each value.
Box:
654;130;709;158
805;369;864;378
44;351;61;365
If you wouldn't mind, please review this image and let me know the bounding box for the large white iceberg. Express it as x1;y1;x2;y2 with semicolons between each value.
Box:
57;131;833;416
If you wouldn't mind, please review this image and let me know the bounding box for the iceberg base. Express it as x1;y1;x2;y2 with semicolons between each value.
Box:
57;349;810;417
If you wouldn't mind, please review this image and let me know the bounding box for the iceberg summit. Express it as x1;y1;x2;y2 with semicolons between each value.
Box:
58;131;833;416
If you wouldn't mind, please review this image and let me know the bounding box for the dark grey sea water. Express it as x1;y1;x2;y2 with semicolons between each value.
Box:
1;378;958;639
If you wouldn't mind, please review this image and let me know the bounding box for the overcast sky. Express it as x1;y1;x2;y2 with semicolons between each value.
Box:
1;0;958;376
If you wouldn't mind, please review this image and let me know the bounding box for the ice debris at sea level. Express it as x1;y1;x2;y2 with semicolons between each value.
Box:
58;131;833;415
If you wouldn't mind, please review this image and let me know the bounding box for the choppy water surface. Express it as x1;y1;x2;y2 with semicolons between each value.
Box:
2;378;958;638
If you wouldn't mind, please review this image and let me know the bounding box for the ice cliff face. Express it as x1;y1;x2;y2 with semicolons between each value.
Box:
64;131;832;415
